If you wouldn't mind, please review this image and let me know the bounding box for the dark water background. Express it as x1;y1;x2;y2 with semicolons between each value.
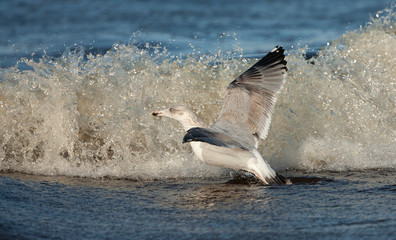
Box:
0;0;392;67
1;0;395;239
1;170;396;240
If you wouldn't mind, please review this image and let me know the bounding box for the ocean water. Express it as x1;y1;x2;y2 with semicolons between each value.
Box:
1;0;395;239
1;170;395;239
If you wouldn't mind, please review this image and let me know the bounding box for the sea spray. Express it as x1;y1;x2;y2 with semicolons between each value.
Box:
266;5;396;171
0;6;395;178
0;43;246;179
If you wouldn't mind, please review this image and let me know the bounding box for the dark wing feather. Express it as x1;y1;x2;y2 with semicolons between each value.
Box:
213;46;287;148
182;127;248;150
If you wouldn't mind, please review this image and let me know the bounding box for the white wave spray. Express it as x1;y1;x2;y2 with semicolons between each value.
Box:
0;6;395;178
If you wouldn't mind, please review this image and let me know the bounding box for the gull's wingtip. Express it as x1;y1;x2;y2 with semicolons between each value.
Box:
269;45;288;72
271;45;284;53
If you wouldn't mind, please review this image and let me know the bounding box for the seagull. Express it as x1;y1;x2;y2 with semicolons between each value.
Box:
152;46;290;185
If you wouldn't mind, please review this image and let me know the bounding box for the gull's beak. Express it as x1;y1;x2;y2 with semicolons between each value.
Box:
152;108;171;118
151;111;162;117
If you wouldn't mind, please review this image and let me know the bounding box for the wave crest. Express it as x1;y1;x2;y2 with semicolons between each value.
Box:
0;6;395;178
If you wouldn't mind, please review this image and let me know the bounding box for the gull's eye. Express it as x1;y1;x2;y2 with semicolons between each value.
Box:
169;107;175;113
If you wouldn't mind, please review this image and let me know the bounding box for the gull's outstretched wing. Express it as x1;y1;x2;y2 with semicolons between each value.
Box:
212;46;287;148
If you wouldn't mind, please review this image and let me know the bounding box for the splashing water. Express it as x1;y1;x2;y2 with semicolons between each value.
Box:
267;6;396;171
0;6;395;179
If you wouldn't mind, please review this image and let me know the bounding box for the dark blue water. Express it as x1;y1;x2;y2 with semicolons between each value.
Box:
1;0;395;239
0;0;392;67
1;171;395;240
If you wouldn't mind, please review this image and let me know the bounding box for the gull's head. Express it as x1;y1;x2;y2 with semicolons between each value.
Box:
152;106;202;130
152;106;191;121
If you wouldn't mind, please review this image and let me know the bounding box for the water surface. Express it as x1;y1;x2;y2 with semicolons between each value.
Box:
1;170;395;239
0;1;395;239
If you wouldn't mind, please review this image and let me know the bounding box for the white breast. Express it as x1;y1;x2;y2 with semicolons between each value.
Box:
189;142;204;161
189;141;255;171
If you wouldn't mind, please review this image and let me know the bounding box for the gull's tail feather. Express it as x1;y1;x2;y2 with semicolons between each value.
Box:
265;173;291;185
249;150;291;185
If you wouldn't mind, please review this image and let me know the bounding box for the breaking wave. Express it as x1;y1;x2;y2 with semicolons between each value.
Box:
0;6;395;179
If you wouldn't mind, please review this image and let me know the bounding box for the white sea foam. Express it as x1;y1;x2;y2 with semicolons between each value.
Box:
0;6;395;178
266;6;396;171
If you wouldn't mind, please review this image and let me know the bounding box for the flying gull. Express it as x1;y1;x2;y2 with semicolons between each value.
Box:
152;46;290;185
